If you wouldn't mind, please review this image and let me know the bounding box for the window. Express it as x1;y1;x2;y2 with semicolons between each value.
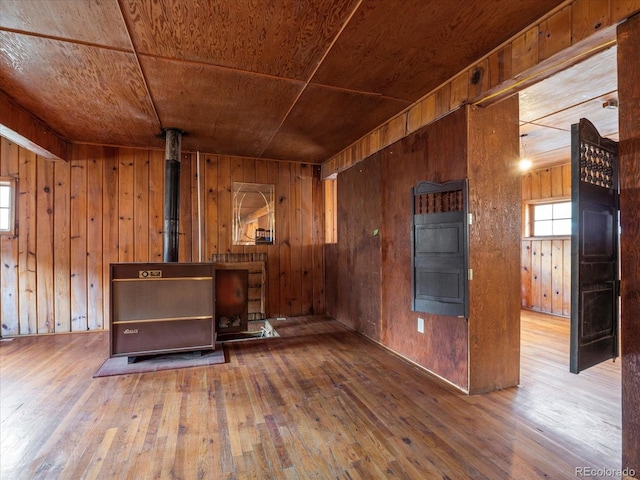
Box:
0;177;15;235
531;201;571;236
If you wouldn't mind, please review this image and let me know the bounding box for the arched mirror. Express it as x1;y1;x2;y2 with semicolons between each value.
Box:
232;182;275;245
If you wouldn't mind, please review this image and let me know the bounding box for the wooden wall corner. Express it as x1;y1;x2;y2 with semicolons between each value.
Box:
0;92;69;161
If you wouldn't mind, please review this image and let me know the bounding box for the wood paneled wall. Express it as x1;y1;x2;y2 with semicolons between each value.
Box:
617;14;640;477
329;101;521;393
379;109;469;390
335;154;382;342
520;163;571;316
0;139;324;336
467;99;521;394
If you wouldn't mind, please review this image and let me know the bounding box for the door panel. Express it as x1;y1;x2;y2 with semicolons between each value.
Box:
570;118;619;374
412;180;468;318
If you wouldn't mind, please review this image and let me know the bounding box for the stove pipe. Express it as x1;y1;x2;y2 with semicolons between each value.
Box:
163;128;182;262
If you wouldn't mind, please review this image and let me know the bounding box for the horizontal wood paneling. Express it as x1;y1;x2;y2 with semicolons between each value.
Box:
0;142;324;336
520;163;571;316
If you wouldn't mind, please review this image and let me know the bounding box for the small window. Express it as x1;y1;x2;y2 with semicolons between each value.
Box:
0;177;16;235
532;201;571;236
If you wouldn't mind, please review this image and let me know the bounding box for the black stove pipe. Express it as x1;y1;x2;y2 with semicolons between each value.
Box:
163;128;182;262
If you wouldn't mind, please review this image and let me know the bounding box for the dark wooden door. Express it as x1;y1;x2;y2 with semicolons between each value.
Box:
570;118;619;374
412;180;468;318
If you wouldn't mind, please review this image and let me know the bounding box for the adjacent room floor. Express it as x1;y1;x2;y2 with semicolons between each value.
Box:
0;311;620;479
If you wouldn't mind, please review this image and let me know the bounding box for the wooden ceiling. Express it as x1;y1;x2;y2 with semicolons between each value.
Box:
0;0;566;164
519;45;618;168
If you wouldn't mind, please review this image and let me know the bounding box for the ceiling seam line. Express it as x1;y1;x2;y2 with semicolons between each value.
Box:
0;26;135;53
523;88;619;124
115;0;163;133
135;52;307;85
256;0;365;159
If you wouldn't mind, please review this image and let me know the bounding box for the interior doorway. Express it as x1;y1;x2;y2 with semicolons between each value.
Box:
518;46;619;319
515;44;621;452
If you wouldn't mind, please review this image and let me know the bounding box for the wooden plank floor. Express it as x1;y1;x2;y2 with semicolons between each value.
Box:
0;311;621;479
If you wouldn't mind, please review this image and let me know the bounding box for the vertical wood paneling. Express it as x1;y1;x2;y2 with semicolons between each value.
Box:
54;160;71;332
148;150;164;262
300;164;314;315
551;165;564;197
253;159;269;260
530;170;541;200
1;138;20;336
521;240;532;308
204;154;219;259
70;146;88;331
562;163;572;196
133;149;150;262
538;6;572;62
530;240;542;311
230;157;244;255
190;154;201;261
179;153;192;262
118;150;134;263
312;165;325;315
267;161;280;316
290;164;302;315
324;179;337;243
511;27;539;77
521;163;571;316
218;156;232;254
539;168;552;199
278;162;292;317
540;240;553;313
562;235;571;316
102;148;119;325
2;142;324;335
18;147;37;334
36;158;55;333
488;45;512;89
521;172;532;201
551;239;564;315
86;150;103;330
572;0;610;44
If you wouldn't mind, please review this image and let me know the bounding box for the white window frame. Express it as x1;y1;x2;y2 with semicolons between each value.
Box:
0;177;16;236
525;199;572;238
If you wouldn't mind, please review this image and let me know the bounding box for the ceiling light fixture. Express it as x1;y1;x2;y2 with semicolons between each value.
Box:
603;99;618;109
519;133;532;171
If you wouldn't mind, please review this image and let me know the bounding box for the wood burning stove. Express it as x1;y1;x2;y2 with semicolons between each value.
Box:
110;262;216;360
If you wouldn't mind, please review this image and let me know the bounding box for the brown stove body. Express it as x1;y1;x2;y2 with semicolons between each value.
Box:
110;263;216;358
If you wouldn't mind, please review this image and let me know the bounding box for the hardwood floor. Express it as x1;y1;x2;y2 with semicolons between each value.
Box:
0;311;620;479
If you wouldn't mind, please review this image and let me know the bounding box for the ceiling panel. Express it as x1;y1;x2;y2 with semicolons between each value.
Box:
262;84;410;163
0;0;131;49
519;47;619;168
121;0;360;80
0;31;160;147
312;0;566;101
140;56;305;157
0;0;612;165
520;46;618;123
